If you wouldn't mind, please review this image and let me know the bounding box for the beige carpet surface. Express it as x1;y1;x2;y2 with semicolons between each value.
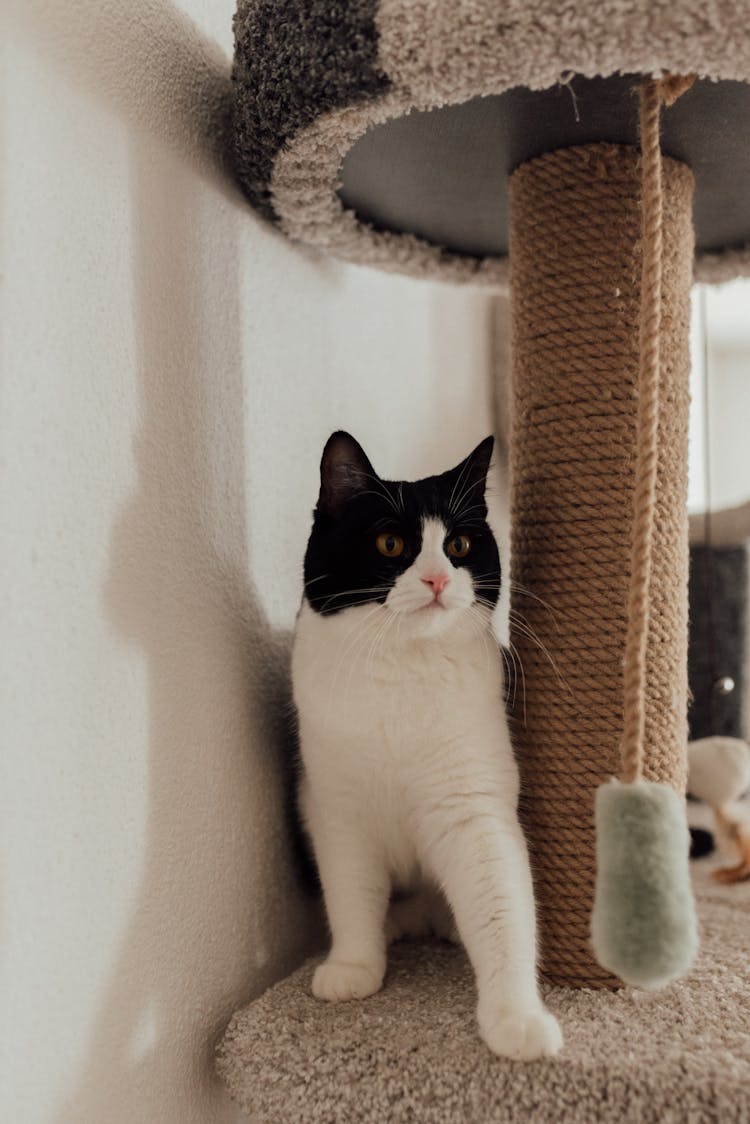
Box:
217;860;750;1123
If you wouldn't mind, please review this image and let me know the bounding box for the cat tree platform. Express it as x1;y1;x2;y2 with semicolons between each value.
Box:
218;861;750;1123
233;0;750;287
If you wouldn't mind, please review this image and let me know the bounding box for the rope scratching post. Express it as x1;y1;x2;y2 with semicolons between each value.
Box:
509;81;697;988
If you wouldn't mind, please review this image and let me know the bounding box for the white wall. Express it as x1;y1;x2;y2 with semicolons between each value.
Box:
0;3;496;1123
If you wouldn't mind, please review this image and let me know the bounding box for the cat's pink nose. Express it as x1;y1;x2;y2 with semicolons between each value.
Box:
422;573;450;596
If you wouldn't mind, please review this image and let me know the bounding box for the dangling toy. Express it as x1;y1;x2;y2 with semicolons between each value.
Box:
591;78;699;988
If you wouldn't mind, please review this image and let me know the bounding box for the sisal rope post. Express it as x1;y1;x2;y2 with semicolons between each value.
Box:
509;80;697;988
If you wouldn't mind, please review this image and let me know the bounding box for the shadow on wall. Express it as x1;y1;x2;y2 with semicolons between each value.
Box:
54;58;322;1124
6;0;236;191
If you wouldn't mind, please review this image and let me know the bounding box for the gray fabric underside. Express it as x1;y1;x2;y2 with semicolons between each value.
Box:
339;76;750;259
217;852;750;1123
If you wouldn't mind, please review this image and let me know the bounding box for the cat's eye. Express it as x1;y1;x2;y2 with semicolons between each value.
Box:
376;532;405;558
446;534;471;559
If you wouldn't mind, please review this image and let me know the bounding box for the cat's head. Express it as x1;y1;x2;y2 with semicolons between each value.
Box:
303;432;500;638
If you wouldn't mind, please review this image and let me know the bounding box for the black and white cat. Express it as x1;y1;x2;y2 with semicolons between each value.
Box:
292;431;562;1061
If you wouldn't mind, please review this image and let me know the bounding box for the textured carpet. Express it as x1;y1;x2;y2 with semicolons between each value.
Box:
217;854;750;1123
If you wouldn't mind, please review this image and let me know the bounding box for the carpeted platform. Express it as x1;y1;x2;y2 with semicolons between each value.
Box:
217;856;749;1123
232;0;750;286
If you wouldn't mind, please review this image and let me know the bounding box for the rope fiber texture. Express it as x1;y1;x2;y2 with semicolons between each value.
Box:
509;132;694;986
622;75;696;784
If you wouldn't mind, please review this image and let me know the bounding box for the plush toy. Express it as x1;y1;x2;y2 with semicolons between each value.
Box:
688;736;750;883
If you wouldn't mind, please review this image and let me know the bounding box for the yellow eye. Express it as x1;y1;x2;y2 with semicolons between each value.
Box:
447;535;471;559
376;532;405;558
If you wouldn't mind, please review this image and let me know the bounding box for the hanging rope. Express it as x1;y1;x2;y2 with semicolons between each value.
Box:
620;74;695;785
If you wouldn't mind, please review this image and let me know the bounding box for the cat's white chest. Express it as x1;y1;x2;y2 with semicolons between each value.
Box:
293;600;517;892
293;602;502;749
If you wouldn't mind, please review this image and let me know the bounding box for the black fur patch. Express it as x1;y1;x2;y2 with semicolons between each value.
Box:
689;826;715;859
303;432;500;616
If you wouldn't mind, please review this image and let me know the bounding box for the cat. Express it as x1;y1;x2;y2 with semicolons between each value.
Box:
291;431;562;1061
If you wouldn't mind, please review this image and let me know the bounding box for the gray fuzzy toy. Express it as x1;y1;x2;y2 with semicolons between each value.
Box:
591;780;699;988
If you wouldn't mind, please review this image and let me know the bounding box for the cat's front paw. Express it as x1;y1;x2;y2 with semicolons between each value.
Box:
479;1005;562;1061
312;958;384;1001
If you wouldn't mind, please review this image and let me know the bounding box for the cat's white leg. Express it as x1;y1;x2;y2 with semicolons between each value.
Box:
302;779;389;1001
423;811;562;1061
424;884;460;943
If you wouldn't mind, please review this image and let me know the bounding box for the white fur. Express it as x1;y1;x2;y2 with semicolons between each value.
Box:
688;736;750;808
292;518;562;1060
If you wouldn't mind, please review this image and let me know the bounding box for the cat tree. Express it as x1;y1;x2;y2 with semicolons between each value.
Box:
218;1;750;1117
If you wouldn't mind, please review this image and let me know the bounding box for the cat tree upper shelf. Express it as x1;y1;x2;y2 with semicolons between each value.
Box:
232;2;750;287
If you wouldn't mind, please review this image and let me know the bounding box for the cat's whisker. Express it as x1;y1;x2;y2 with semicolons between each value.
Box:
314;586;391;613
493;624;519;712
323;607;375;690
501;642;519;710
450;503;489;525
500;634;520;712
450;478;484;521
304;573;330;588
449;520;491;532
450;443;495;516
364;606;399;685
449;447;491;516
504;641;519;712
369;515;401;533
349;611;390;684
375;609;401;670
509;581;560;624
509;609;571;694
447;453;474;515
330;616;391;733
323;603;386;724
395;603;404;648
362;609;388;680
351;488;403;515
506;637;528;727
473;594;501;611
464;604;495;677
353;471;402;517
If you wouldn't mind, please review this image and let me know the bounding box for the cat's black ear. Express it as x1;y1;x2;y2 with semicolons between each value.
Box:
450;435;494;498
317;431;376;517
